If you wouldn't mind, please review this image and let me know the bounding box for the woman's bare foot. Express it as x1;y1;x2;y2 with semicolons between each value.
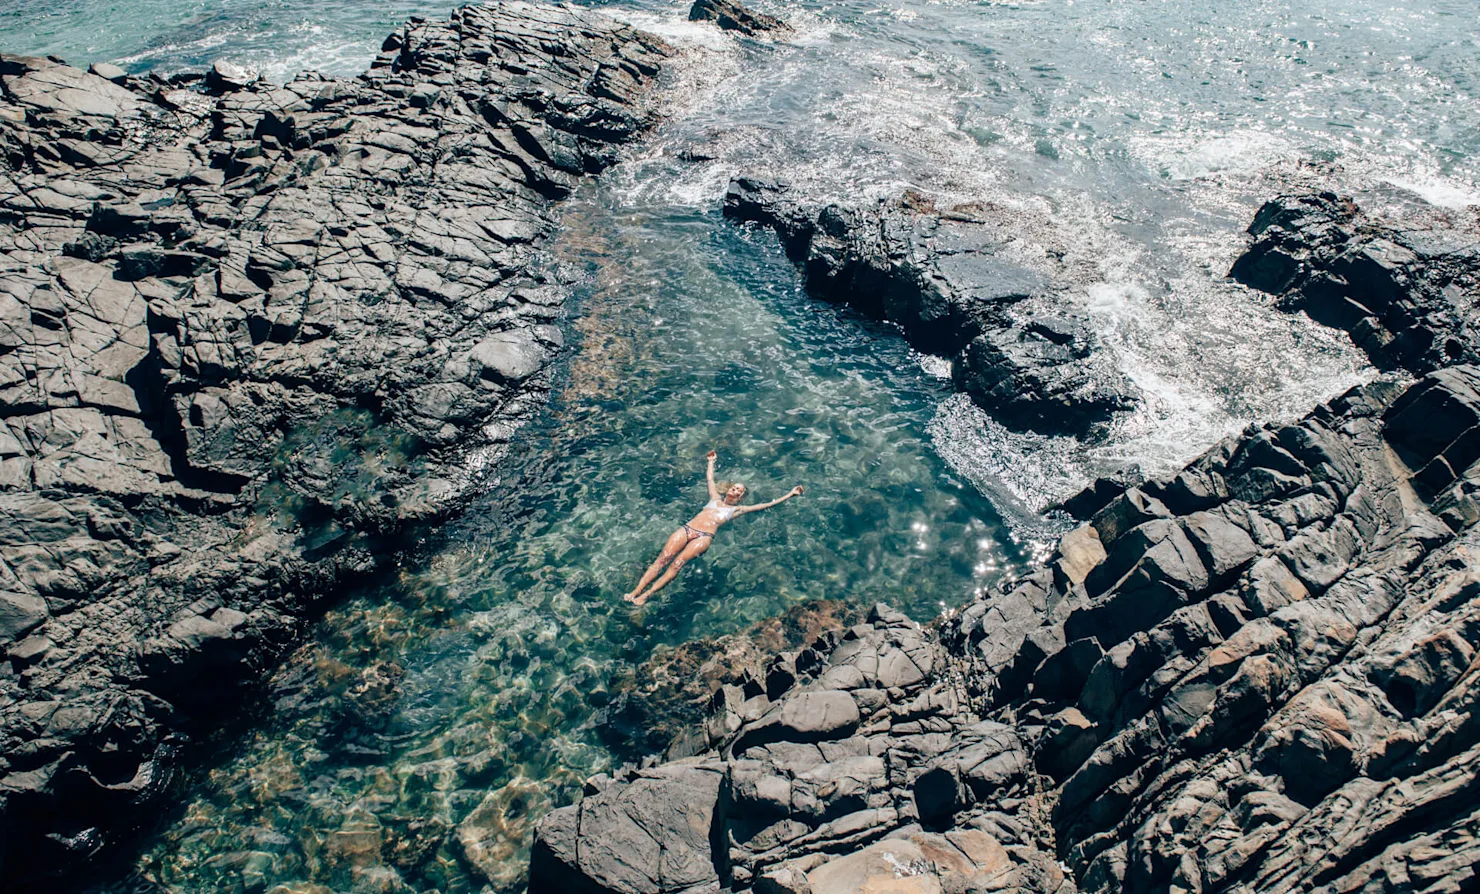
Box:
628;591;650;606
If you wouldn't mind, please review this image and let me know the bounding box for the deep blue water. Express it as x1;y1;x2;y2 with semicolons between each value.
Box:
5;1;1476;891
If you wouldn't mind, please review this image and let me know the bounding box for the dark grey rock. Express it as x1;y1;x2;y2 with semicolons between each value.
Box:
689;0;790;35
0;591;48;642
723;177;1138;438
0;2;670;884
530;763;724;894
205;59;253;94
1230;189;1480;375
731;689;860;754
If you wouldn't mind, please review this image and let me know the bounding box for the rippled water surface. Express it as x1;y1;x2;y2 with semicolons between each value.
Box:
110;201;1030;893
7;0;1476;891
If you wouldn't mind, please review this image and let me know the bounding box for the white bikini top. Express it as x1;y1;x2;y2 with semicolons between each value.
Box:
705;499;739;520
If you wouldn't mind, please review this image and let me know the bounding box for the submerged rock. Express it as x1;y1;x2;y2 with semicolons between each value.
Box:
724;177;1138;438
0;2;669;885
601;600;862;760
532;358;1480;893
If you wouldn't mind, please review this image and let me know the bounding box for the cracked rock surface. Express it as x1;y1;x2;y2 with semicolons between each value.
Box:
0;2;667;883
531;198;1480;893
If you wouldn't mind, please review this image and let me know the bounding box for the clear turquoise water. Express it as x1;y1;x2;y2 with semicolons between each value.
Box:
105;205;1030;894
6;1;1475;891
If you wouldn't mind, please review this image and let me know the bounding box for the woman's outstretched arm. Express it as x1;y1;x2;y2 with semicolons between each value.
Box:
735;486;804;515
705;450;721;501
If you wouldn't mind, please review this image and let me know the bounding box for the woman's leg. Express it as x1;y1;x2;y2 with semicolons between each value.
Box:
630;536;710;606
624;529;689;602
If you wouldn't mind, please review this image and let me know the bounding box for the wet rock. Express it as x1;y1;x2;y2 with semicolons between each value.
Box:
689;0;791;36
1230;188;1480;375
457;779;553;888
723;177;1138;438
0;1;669;883
602;600;860;759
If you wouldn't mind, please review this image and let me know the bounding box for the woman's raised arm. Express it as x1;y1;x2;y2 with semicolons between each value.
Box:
705;450;721;501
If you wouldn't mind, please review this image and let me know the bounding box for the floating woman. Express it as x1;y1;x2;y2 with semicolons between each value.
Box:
622;450;804;606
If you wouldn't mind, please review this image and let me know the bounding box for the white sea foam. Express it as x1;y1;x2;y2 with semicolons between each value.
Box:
1380;176;1480;210
1131;130;1298;182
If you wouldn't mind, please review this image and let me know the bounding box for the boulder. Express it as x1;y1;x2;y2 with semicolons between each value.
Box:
470;329;548;384
529;763;724;894
688;0;790;35
87;62;127;83
204;59;254;93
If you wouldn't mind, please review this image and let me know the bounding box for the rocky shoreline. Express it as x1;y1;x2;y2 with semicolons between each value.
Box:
0;2;668;885
722;178;1139;439
531;191;1480;894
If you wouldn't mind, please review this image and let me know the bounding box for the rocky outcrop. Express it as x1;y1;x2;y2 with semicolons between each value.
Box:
0;2;668;884
531;359;1480;893
723;178;1138;438
688;0;792;36
1230;190;1480;375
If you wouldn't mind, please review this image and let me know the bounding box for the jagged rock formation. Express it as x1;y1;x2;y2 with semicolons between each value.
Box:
531;363;1480;894
723;177;1139;439
1231;190;1480;375
530;189;1480;892
0;3;667;884
688;0;792;36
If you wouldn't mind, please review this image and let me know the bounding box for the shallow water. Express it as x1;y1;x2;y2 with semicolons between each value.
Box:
112;200;1032;893
7;0;1477;891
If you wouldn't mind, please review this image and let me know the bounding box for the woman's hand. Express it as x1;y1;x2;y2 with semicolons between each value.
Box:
706;450;717;462
790;486;804;497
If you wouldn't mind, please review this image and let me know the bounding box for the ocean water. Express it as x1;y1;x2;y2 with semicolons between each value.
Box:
4;1;1477;891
